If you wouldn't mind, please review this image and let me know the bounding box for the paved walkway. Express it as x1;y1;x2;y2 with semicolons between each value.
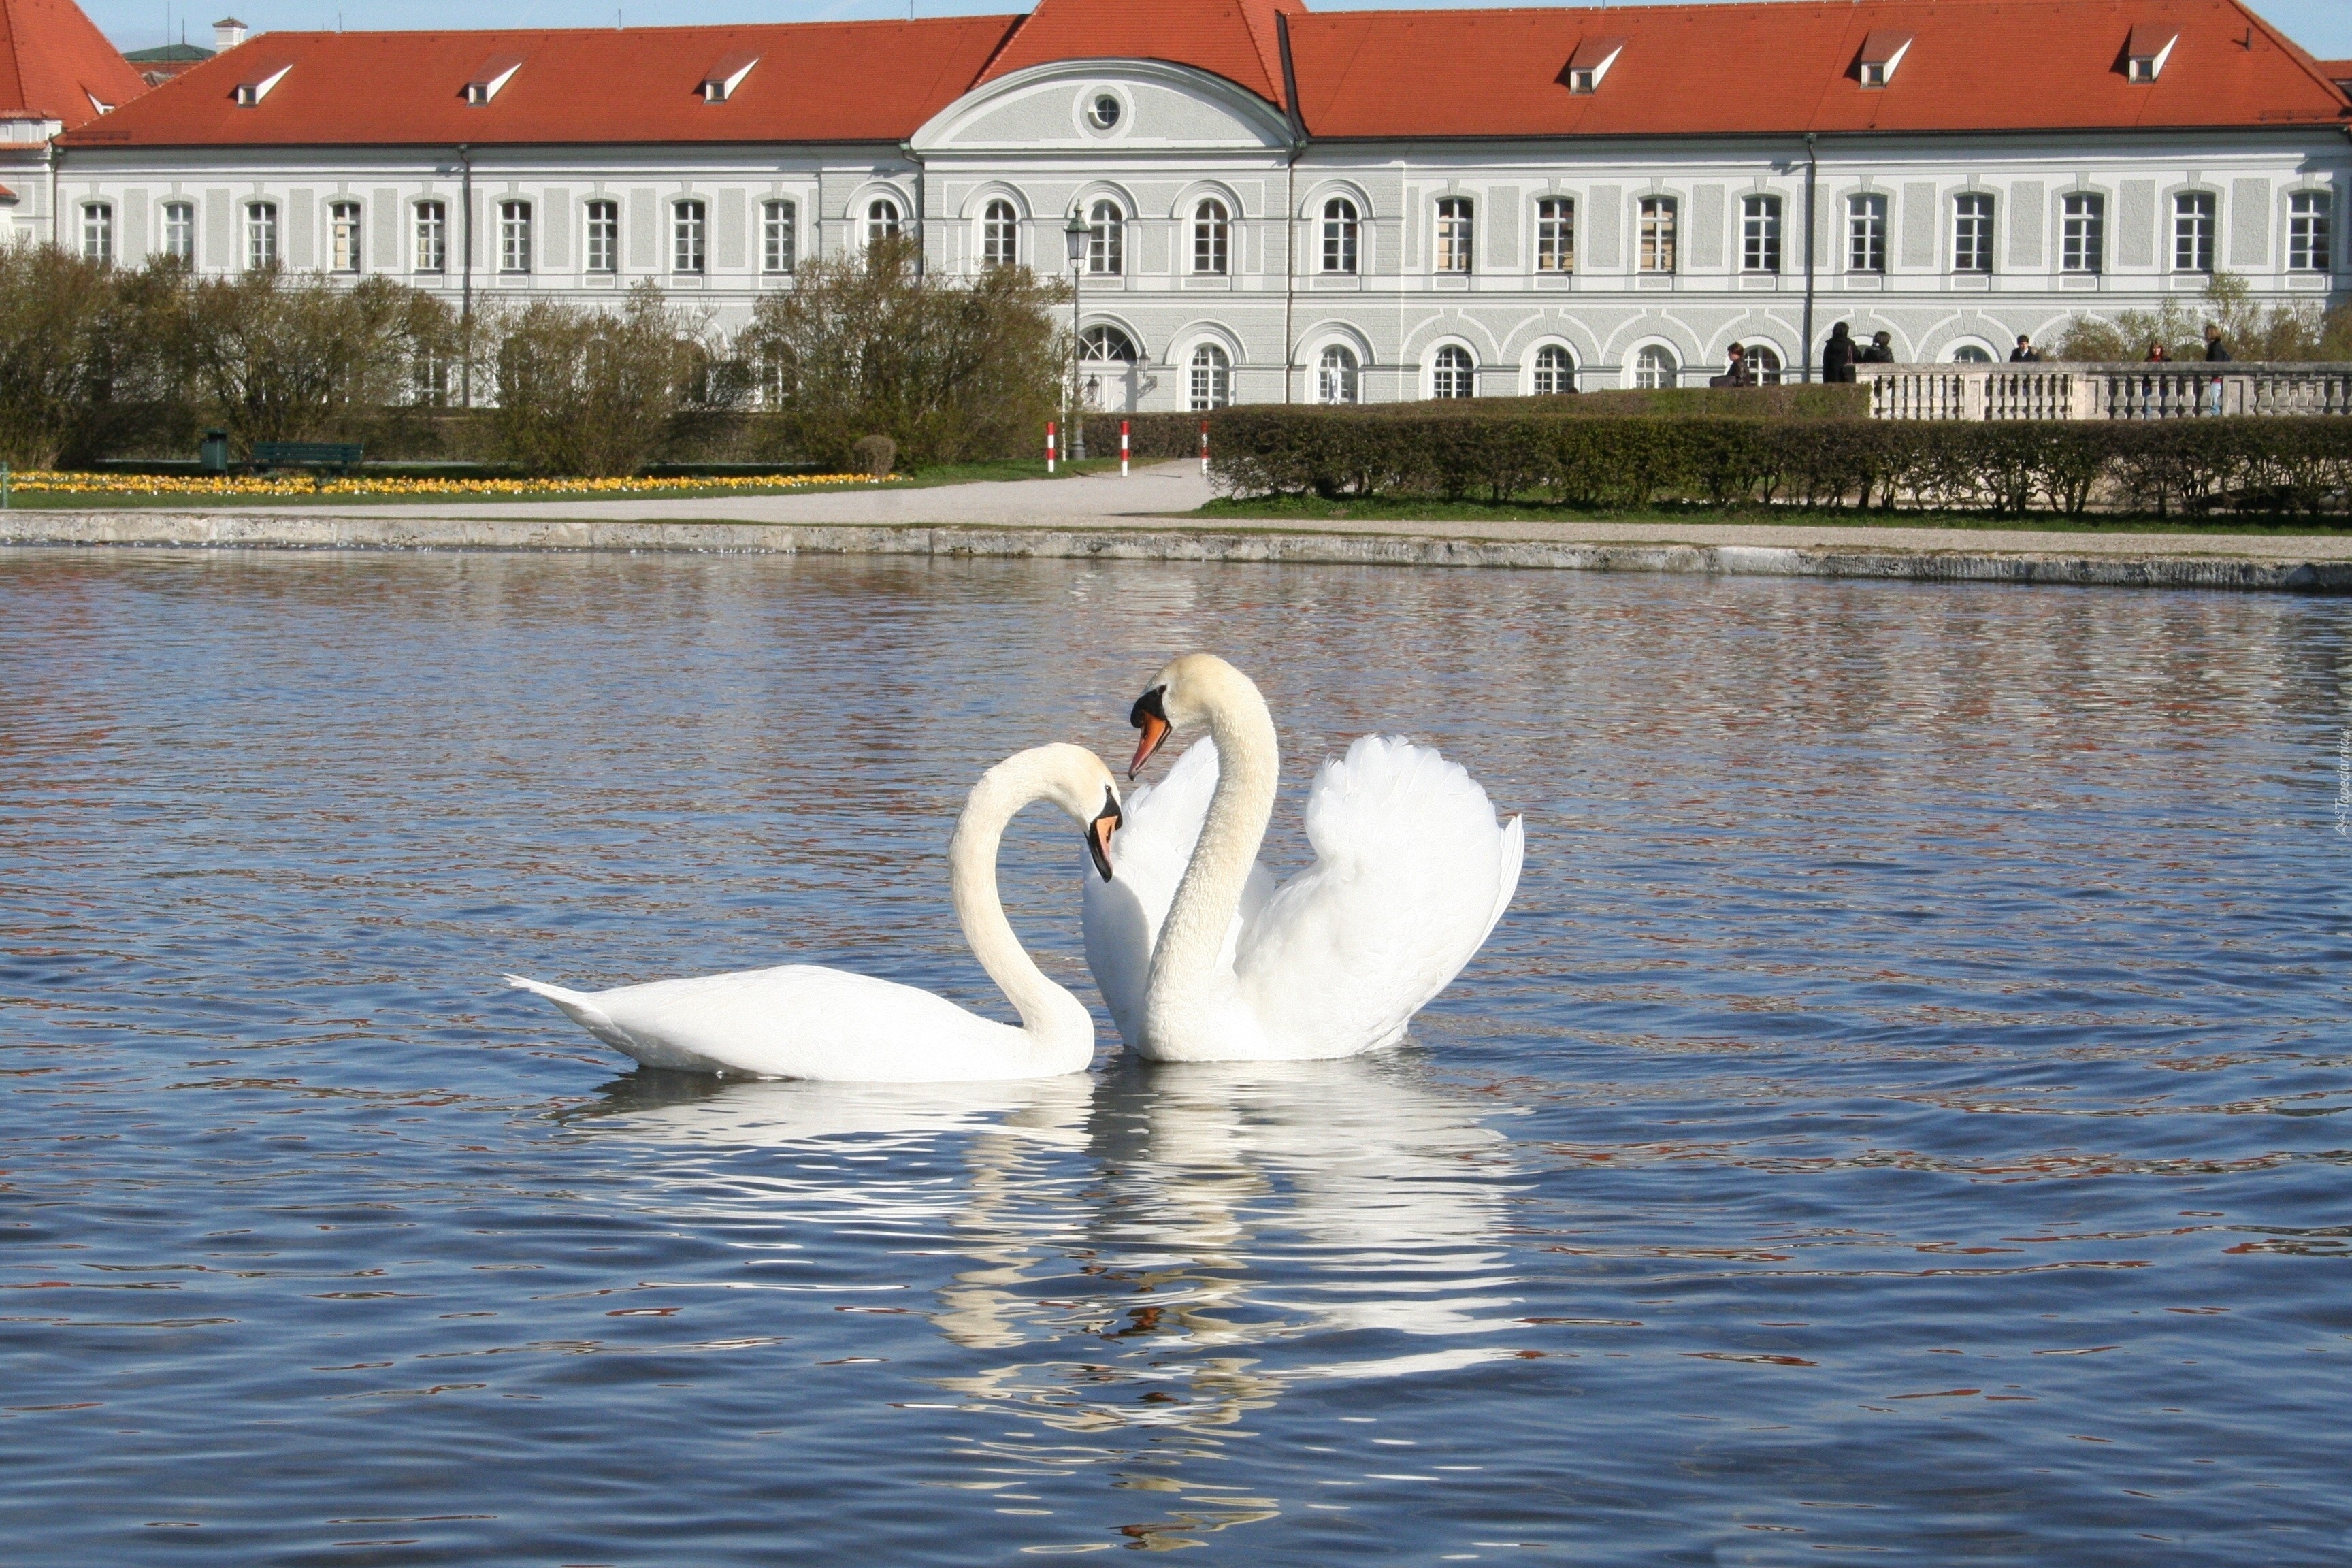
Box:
301;461;2352;564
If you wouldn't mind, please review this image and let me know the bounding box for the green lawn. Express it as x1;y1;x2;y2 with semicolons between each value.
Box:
1193;493;2352;536
0;457;1124;510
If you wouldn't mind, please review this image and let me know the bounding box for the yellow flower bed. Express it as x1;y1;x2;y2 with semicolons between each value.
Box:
1;470;880;498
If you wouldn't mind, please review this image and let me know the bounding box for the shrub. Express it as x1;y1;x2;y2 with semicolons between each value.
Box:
737;234;1064;469
0;248;186;468
491;283;725;477
853;434;897;478
1207;402;2352;518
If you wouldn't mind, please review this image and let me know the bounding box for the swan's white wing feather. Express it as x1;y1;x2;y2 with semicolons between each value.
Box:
1233;736;1518;1058
508;964;1068;1083
1083;737;1272;1047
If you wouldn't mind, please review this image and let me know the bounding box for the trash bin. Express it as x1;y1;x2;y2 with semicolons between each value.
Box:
199;431;229;473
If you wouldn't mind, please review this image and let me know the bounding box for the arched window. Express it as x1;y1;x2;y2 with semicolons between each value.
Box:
1078;325;1139;412
1435;197;1473;274
1318;344;1359;404
981;199;1018;269
1430;344;1475;399
1087;199;1124;275
1192;199;1229;275
673;200;706;274
1188;344;1231;410
1745;344;1784;385
1322;198;1358;274
1949;344;1995;364
1633;344;1678;389
762;200;796;275
867;197;903;245
1532;344;1575;395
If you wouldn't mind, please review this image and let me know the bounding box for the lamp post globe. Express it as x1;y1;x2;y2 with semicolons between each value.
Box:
1064;210;1090;459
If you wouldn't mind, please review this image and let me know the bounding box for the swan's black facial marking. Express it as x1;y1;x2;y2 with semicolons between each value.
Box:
1128;685;1171;779
1087;787;1123;881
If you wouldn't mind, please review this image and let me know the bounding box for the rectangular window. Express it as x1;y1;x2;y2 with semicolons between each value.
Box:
674;199;706;274
162;201;195;264
1847;193;1886;274
2173;191;2215;274
414;201;446;274
585;199;619;274
2289;191;2332;274
246;201;278;270
1639;196;1677;274
499;200;532;274
1741;195;1781;273
329;199;362;274
1435;197;1473;274
81;203;113;266
1953;192;1994;274
762;199;796;274
1535;197;1574;274
2062;192;2104;274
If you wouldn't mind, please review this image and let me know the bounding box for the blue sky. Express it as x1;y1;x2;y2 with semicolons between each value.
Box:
90;0;2352;55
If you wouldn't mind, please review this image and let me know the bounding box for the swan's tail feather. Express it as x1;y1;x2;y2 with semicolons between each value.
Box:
504;973;635;1053
1482;816;1525;949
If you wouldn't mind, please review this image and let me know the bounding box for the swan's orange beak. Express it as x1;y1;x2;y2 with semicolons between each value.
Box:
1087;789;1122;881
1128;686;1171;779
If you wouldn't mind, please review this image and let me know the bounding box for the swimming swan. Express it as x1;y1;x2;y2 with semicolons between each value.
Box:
1122;654;1522;1062
506;744;1124;1082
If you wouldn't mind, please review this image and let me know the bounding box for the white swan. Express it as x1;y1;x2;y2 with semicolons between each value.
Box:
1080;736;1273;1049
1122;653;1522;1062
505;743;1124;1082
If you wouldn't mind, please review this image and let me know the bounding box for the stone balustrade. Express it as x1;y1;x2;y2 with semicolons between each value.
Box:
1855;363;2352;421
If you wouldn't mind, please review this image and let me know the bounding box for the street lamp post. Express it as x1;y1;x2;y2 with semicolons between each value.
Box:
1064;210;1090;461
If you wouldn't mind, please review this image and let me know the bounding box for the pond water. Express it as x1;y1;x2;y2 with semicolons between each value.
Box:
3;548;2348;1566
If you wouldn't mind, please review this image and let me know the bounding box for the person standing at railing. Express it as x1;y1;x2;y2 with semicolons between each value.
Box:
2010;334;2042;363
2145;340;2170;363
2204;324;2232;414
1823;323;1857;383
1861;331;1895;364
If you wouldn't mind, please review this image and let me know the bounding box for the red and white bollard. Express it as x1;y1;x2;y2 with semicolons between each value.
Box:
1045;421;1057;474
1120;420;1130;478
1198;419;1209;477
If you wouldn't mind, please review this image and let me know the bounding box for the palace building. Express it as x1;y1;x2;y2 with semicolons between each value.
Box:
10;0;2352;406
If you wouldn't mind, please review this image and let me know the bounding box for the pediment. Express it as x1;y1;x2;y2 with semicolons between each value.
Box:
911;59;1293;154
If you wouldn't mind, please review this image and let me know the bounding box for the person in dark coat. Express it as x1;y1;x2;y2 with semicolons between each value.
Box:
2010;334;2042;363
2203;325;2232;363
1710;342;1755;388
1861;330;1896;363
1822;323;1857;382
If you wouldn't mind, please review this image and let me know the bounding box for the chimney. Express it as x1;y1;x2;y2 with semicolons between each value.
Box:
214;17;248;50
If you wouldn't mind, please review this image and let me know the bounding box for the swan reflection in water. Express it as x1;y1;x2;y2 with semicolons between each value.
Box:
566;1059;1523;1550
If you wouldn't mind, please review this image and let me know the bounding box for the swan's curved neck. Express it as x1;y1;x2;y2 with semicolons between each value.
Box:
1145;669;1279;1042
949;762;1094;1065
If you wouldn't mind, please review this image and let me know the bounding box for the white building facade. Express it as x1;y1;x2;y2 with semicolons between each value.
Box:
41;0;2352;404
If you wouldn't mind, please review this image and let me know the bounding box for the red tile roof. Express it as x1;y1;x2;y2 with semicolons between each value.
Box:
44;0;2350;151
2320;58;2352;88
976;0;1304;107
1288;0;2351;138
63;16;1020;147
0;0;149;127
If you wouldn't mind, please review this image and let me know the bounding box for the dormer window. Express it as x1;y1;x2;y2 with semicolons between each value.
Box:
1857;31;1912;88
1563;37;1625;95
2125;26;2177;82
233;65;289;106
701;54;757;103
464;59;522;105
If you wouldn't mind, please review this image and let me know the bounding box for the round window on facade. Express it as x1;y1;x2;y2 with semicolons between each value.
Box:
1088;94;1122;130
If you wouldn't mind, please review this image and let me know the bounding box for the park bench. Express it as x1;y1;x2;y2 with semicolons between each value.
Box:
250;442;364;479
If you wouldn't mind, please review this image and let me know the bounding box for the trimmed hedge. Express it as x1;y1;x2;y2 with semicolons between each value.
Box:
1205;404;2352;517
